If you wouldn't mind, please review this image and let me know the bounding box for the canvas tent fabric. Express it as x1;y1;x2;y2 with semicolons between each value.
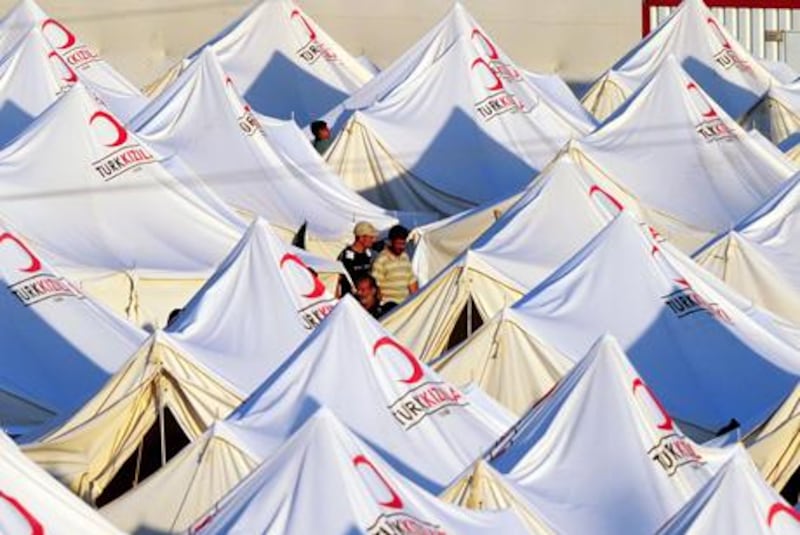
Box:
747;385;800;493
186;409;530;535
441;459;556;534
0;221;144;433
131;48;409;260
20;218;340;504
411;190;522;287
0;27;72;148
322;3;587;216
656;445;800;534
0;81;246;327
487;335;732;535
431;307;574;417
1;0;147;121
0;430;124;534
749;80;800;145
574;55;795;254
99;297;509;533
20;331;244;504
581;0;774;122
694;171;800;325
382;148;620;363
166;218;338;396
491;212;800;438
155;0;372;127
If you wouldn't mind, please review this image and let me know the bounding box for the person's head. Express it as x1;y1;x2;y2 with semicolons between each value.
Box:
354;274;380;309
310;120;330;141
387;225;409;255
352;221;378;251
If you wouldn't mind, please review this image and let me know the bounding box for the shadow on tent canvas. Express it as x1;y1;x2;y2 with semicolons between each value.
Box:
357;107;537;209
244;51;349;128
625;304;795;441
682;56;761;120
0;291;115;433
0;101;33;148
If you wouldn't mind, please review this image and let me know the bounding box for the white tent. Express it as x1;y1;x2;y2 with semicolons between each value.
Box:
582;0;774;122
483;212;800;438
657;445;800;534
0;221;143;433
322;3;588;215
0;0;146;121
694;171;800;325
166;217;338;395
131;48;413;259
442;460;556;534
575;55;794;253
148;0;372;127
100;297;509;533
0;27;70;147
382;148;619;363
0;0;41;58
19;218;339;504
0;430;124;534
186;409;530;535
0;82;246;327
487;335;731;534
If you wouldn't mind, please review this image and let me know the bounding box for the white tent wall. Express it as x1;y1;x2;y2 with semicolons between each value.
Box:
0;1;641;92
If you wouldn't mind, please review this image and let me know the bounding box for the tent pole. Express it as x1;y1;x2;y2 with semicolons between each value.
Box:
158;383;167;468
467;297;473;338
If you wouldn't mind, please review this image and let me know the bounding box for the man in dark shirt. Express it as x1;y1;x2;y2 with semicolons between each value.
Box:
310;120;333;155
337;221;378;296
355;274;397;319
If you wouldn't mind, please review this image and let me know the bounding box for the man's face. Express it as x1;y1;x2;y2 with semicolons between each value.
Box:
356;279;378;308
389;237;406;255
357;234;376;249
318;126;331;140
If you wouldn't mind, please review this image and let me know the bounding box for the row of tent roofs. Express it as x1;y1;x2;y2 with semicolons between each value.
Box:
0;0;798;532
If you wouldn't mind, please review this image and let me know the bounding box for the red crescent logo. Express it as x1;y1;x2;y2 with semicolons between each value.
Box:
706;18;732;51
767;503;800;527
290;9;317;41
471;28;499;60
686;82;718;119
633;378;674;432
47;51;78;83
471;57;504;92
0;491;44;535
373;337;424;385
588;185;624;213
224;75;253;113
89;110;128;148
0;233;42;274
279;253;326;299
41;18;77;50
353;454;404;510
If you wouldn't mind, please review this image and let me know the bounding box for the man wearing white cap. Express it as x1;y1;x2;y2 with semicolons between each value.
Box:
337;221;378;295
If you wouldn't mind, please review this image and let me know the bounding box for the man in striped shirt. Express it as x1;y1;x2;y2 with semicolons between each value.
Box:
372;225;418;304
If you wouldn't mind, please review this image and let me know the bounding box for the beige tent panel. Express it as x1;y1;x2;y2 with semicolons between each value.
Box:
142;60;186;98
433;309;573;417
382;253;524;362
411;192;523;285
747;385;800;492
101;427;258;534
325;114;475;216
441;460;555;534
580;74;628;122
695;233;800;325
788;143;800;165
22;333;243;503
